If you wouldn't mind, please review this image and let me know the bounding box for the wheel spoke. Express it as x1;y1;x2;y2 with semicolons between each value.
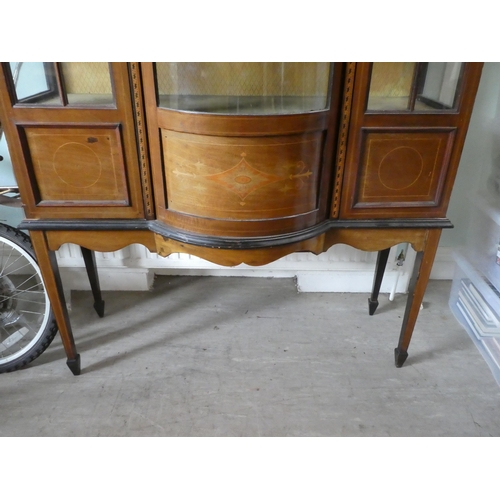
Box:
0;240;16;274
1;251;25;276
0;282;46;305
8;273;41;292
14;297;47;306
1;261;37;278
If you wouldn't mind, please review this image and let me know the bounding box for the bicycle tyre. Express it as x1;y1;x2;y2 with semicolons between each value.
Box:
0;223;58;373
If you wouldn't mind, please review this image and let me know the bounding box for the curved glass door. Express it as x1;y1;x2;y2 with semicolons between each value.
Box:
155;62;331;115
143;62;342;239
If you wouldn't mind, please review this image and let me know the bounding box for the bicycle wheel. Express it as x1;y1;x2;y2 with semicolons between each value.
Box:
0;223;58;373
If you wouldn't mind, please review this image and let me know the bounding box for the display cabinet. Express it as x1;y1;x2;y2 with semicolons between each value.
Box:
0;62;483;375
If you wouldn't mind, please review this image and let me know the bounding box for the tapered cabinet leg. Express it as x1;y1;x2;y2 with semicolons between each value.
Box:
395;229;442;367
368;248;390;315
81;247;105;318
30;231;81;375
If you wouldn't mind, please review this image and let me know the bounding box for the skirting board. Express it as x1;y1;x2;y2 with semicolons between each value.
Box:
60;267;155;292
428;246;456;280
56;245;455;293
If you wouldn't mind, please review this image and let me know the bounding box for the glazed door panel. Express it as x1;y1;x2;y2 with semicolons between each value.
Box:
0;63;145;219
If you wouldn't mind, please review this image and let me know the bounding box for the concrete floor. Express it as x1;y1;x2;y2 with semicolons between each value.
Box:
1;276;499;436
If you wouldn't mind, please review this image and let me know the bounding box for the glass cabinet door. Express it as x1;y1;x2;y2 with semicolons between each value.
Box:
59;62;114;106
0;63;144;220
155;62;331;114
6;62;115;107
367;62;464;112
341;62;483;220
9;62;58;105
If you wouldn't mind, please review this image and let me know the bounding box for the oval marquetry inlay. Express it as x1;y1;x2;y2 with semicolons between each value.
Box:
53;142;102;188
378;146;423;190
235;175;252;184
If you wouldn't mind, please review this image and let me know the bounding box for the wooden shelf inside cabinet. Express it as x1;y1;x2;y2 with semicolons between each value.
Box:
0;62;484;375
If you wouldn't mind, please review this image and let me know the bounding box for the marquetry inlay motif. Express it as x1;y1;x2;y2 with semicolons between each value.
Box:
130;62;154;218
173;152;313;207
331;62;356;218
203;153;282;204
53;142;102;187
162;130;322;219
378;146;423;190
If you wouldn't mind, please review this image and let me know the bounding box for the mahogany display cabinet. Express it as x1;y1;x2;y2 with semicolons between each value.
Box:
0;62;483;375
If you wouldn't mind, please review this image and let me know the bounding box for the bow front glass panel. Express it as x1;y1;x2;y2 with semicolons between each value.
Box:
155;62;332;115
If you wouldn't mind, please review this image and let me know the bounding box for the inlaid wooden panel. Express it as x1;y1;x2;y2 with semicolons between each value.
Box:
22;125;129;206
162;130;324;220
353;128;455;209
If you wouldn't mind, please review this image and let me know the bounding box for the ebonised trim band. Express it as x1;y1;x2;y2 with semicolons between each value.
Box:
19;218;453;250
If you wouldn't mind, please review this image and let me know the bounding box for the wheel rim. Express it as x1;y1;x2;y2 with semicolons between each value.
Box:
0;235;51;366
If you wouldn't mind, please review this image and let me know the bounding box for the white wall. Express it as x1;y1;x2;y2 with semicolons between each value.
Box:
440;62;500;248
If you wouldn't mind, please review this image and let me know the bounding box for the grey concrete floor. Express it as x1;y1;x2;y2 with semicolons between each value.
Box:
1;276;499;436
